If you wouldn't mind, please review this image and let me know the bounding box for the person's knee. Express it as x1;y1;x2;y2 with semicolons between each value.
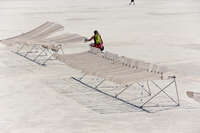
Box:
90;43;95;47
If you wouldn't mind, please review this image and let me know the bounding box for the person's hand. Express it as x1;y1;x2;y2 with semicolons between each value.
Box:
84;38;88;42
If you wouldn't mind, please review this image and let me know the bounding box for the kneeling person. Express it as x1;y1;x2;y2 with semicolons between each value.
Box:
85;30;104;51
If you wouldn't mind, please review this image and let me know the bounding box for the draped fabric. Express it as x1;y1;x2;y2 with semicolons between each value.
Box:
1;21;85;51
55;47;170;85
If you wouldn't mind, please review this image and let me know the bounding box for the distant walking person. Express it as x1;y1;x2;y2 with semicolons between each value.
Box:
85;30;104;51
129;0;135;5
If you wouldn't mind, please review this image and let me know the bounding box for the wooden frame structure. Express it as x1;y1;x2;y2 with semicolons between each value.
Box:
1;22;85;65
57;47;180;112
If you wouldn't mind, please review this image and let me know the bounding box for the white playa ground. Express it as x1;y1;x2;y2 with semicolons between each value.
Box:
0;0;200;132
